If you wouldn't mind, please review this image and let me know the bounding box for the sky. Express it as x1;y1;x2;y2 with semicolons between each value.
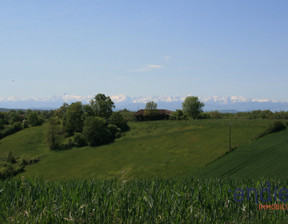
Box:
1;0;288;101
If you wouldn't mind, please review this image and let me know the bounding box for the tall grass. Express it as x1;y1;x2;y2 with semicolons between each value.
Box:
1;178;288;223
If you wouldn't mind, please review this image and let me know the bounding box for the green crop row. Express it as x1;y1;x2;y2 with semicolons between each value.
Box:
1;178;288;223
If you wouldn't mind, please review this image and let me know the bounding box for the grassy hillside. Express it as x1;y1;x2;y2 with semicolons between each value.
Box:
194;128;288;178
0;124;48;159
0;119;273;180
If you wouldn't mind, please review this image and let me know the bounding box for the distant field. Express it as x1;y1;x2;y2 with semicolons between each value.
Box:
0;119;273;180
194;128;288;178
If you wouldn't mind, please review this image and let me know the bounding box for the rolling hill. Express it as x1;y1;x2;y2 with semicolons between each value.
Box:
0;119;274;180
194;128;288;178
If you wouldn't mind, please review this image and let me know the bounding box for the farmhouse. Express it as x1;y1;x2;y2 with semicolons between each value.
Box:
134;109;173;121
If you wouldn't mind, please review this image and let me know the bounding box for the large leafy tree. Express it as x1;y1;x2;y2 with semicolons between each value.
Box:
83;116;113;146
90;94;115;119
63;102;84;136
182;96;204;119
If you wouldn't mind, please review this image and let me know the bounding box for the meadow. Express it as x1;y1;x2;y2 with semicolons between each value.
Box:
0;119;273;180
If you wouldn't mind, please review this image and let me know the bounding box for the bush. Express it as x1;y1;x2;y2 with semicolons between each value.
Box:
27;111;44;126
268;121;286;133
118;109;134;121
257;121;286;139
83;116;114;146
169;110;187;120
0;152;32;180
46;119;64;150
0;122;22;139
22;120;29;129
208;111;222;119
73;133;87;147
109;112;130;131
62;138;74;149
108;124;121;138
198;112;209;119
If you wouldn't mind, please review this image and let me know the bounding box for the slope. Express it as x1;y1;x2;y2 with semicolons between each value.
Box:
193;128;288;178
0;119;273;180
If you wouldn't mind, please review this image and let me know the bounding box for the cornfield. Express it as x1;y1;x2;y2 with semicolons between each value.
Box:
0;178;287;223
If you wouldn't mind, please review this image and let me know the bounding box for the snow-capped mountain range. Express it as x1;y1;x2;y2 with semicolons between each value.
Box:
0;95;287;112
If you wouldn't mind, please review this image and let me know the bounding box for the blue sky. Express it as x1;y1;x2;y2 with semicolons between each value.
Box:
1;0;287;100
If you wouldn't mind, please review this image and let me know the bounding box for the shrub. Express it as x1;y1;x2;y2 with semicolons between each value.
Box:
62;138;74;149
169;110;187;120
268;121;286;133
118;109;134;121
0;152;30;180
73;133;87;147
83;116;114;146
198;112;209;119
257;121;286;139
108;124;121;138
208;111;222;119
27;111;44;126
0;122;22;139
22;120;29;129
109;112;130;131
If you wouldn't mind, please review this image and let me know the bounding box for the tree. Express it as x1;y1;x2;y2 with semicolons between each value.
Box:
83;116;113;146
144;101;159;117
209;110;222;119
54;103;69;120
46;119;64;150
109;112;130;131
83;104;94;116
118;108;134;121
27;110;43;126
7;110;21;124
63;102;84;136
145;101;157;110
182;96;204;119
0;112;4;130
169;109;187;120
90;94;115;119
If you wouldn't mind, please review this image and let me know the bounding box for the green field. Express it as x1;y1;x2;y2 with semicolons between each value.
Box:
194;128;288;178
0;119;274;180
1;178;288;223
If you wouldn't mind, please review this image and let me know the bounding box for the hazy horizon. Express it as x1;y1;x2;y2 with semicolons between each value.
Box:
0;94;287;112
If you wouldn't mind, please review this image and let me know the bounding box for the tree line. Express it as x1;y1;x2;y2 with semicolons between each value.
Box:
144;96;288;121
0;109;52;139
